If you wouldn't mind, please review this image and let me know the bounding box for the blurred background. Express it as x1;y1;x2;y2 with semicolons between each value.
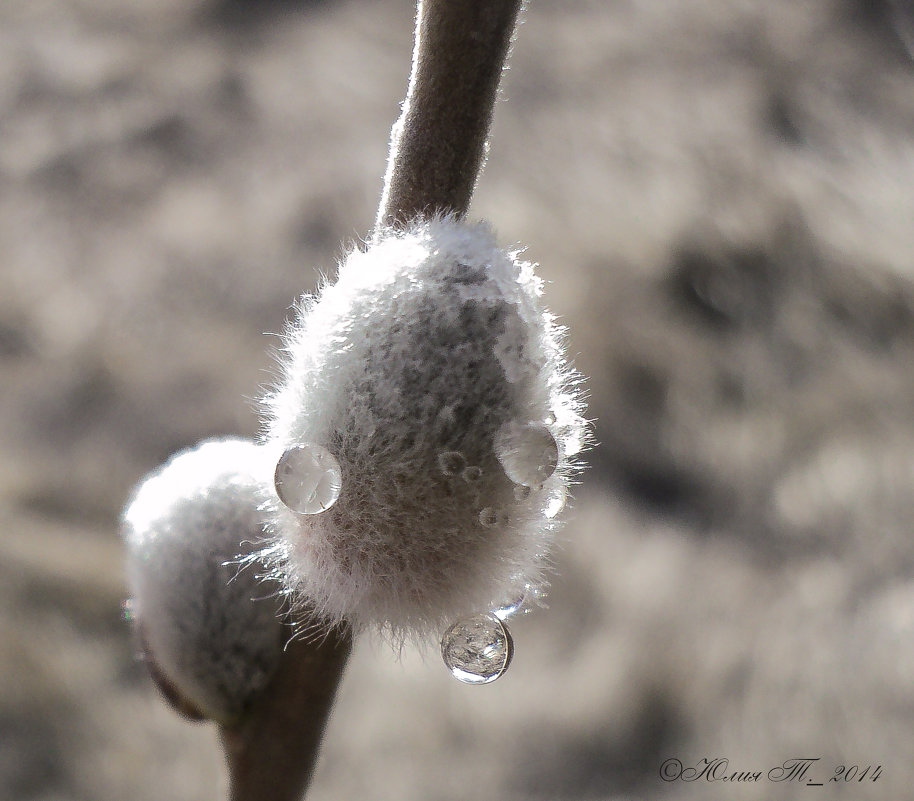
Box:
2;0;914;798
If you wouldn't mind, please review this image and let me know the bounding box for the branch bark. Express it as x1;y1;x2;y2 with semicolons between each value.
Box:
220;624;353;801
376;0;524;230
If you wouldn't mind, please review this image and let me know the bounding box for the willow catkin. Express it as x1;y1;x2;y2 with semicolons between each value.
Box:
121;437;284;723
261;216;588;641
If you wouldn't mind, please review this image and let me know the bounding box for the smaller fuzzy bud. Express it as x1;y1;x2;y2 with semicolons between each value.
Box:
262;216;589;640
121;437;284;724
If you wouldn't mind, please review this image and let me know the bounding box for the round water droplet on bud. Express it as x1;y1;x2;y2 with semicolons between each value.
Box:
274;444;342;514
441;613;514;685
462;465;483;484
437;450;467;477
495;421;559;487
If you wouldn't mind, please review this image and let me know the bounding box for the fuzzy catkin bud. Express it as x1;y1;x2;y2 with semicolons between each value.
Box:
262;216;588;640
121;437;284;723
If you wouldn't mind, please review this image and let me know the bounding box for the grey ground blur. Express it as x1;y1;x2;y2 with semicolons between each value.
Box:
2;0;913;798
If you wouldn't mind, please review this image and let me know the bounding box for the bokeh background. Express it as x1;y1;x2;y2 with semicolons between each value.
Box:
2;0;914;798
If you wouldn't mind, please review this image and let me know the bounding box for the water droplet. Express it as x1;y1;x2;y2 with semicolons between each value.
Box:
438;451;467;476
441;613;514;685
544;486;567;519
493;589;526;620
494;583;545;619
274;443;342;514
478;507;499;527
513;485;531;501
462;465;482;484
495;421;559;487
121;598;136;623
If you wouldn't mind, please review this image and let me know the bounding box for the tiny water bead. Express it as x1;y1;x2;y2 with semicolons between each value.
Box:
513;484;531;501
495;421;559;487
492;583;542;620
493;590;525;621
121;598;136;623
441;613;514;685
274;443;343;515
438;450;467;476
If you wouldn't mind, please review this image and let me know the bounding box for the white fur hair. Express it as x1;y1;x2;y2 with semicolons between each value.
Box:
121;437;284;723
261;216;588;640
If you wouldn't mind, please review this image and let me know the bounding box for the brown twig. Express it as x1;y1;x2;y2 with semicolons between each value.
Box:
376;0;524;230
220;624;353;801
219;2;522;799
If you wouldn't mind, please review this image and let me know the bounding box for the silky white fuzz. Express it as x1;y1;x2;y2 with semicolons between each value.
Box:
121;437;284;723
262;216;588;640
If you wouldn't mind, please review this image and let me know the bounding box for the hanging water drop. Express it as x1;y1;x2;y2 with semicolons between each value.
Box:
121;598;136;623
493;587;526;620
495;421;559;487
494;583;545;620
478;507;499;528
440;613;514;685
438;450;467;476
274;443;342;514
